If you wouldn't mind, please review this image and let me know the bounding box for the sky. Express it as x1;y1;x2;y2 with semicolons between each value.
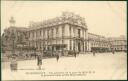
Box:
1;1;127;37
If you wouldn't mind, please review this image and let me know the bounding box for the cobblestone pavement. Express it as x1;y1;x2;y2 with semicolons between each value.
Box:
2;52;127;80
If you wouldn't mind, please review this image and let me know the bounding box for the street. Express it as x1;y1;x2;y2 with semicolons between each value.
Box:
2;52;127;80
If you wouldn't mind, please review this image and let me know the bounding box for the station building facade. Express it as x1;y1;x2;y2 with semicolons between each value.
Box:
28;12;88;54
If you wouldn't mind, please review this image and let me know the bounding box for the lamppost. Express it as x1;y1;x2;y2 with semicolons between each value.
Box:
9;17;16;55
12;31;15;55
9;17;18;71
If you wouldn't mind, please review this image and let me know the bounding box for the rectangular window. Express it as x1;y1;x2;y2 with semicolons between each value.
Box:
62;26;64;37
69;26;71;37
70;40;71;50
47;30;49;39
78;29;80;38
51;29;53;38
43;30;45;38
73;28;75;37
33;31;34;38
40;30;41;36
36;31;38;37
56;27;58;37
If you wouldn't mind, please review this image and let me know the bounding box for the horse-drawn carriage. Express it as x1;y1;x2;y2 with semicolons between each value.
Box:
68;50;79;56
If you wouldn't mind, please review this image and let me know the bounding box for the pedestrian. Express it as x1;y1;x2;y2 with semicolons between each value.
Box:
56;51;59;62
10;54;17;71
93;51;95;56
35;53;37;59
74;51;77;58
112;50;115;54
77;51;79;57
37;52;42;70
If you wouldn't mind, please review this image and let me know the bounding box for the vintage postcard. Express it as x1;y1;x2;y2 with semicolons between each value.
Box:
1;1;127;80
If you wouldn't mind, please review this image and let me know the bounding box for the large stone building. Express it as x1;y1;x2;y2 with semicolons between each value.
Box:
28;12;88;55
1;12;127;58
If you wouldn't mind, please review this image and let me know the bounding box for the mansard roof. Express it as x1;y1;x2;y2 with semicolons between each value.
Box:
28;12;87;30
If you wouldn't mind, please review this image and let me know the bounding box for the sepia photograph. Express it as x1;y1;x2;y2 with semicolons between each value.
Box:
1;1;127;80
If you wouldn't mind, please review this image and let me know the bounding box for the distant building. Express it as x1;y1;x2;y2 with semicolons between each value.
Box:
88;33;110;52
108;36;127;52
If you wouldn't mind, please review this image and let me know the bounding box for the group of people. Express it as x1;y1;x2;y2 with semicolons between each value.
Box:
37;50;79;70
37;50;116;70
37;51;61;70
11;50;113;71
92;50;115;56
